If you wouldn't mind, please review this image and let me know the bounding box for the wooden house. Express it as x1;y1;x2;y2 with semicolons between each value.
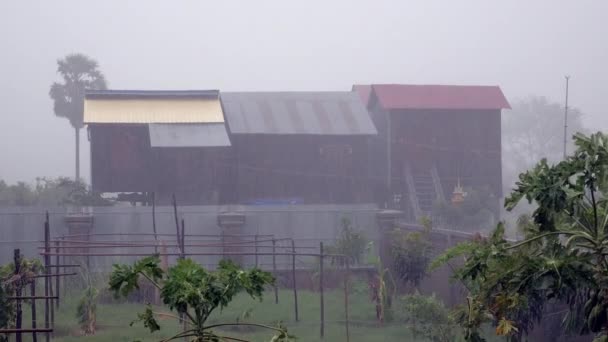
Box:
84;90;233;205
220;92;378;204
353;84;510;217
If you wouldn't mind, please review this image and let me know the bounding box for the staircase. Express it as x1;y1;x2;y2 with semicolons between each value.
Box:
404;164;445;221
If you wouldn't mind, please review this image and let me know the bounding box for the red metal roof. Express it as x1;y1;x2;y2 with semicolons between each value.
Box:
371;84;511;110
351;84;372;107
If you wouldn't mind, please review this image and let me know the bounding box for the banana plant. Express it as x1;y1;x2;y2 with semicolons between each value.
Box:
366;242;397;323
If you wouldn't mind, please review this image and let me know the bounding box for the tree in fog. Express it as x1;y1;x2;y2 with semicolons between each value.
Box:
49;54;107;180
502;95;585;193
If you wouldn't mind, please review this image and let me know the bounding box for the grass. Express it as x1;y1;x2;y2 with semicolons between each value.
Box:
12;285;418;342
14;283;506;342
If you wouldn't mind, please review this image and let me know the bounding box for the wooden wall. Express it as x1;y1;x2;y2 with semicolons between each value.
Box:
387;109;502;198
89;125;374;205
89;124;231;205
230;135;374;204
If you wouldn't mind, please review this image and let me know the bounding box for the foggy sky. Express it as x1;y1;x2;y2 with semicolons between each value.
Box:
1;1;607;184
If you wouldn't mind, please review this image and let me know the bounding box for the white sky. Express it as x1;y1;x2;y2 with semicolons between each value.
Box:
0;0;606;183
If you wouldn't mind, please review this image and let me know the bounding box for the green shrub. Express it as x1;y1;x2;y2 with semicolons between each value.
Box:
399;293;456;342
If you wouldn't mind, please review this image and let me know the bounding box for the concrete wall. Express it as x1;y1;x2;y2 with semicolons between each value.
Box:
0;204;380;270
0;204;470;309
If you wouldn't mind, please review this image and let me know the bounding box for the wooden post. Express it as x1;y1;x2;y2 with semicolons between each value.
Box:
152;193;159;305
152;192;158;254
180;219;186;259
172;194;181;256
14;249;22;342
61;236;66;298
291;240;299;322
319;242;325;338
44;213;50;342
55;240;60;309
344;259;350;342
272;239;278;304
180;217;186;340
254;234;259;268
31;280;38;342
49;264;54;335
160;241;169;270
47;217;55;335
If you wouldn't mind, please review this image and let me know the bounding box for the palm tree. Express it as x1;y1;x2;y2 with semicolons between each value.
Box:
49;54;107;180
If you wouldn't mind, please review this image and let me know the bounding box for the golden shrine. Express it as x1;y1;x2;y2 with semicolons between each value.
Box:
451;179;466;205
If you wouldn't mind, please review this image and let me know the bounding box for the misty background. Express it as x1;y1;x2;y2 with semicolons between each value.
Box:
1;0;606;186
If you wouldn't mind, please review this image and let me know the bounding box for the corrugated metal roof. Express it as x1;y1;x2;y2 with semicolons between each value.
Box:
371;84;511;110
352;85;372;107
148;123;231;147
84;90;224;123
221;92;377;135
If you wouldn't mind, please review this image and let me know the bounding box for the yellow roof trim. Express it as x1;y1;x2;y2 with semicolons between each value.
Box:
84;98;224;123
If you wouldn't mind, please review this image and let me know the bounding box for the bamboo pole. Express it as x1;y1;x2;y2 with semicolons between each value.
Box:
31;274;76;279
38;240;312;249
40;251;345;257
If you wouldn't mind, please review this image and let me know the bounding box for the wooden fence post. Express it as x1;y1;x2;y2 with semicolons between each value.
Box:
55;240;60;309
254;234;259;268
49;264;54;335
172;194;181;257
14;249;22;342
180;217;186;341
44;212;50;342
291;240;299;322
152;192;158;254
272;239;278;304
319;242;325;338
180;219;186;259
31;279;38;342
344;259;350;342
61;235;66;297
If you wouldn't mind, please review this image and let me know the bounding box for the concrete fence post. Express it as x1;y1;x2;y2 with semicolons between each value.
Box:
217;211;246;266
64;214;94;269
375;210;403;267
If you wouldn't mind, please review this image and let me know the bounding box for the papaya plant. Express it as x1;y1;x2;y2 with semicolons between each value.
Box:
108;256;293;342
433;132;608;341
